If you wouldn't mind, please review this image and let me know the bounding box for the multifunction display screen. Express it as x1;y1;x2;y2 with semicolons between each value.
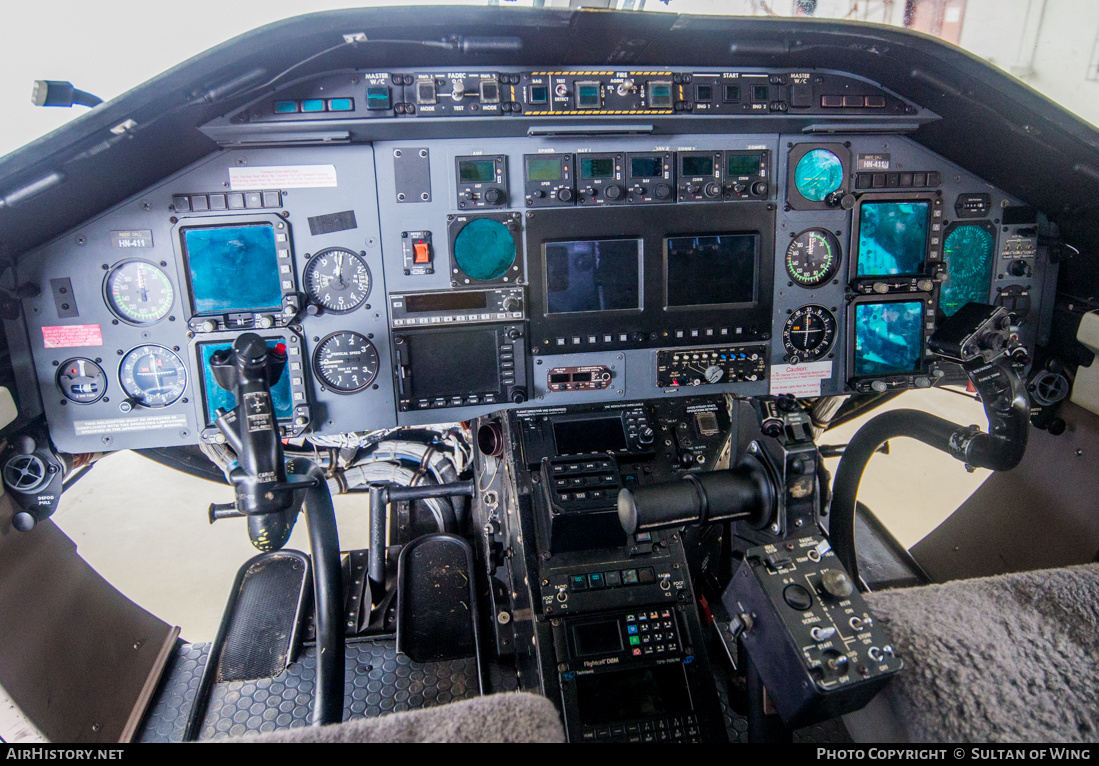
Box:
856;201;930;277
183;225;282;315
407;329;499;399
852;300;925;376
665;234;757;307
545;239;642;314
198;339;293;425
553;416;628;455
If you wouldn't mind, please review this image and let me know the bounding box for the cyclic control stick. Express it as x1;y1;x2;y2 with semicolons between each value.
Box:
207;333;344;727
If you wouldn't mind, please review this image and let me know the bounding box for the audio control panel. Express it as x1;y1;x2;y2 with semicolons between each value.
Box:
657;345;769;388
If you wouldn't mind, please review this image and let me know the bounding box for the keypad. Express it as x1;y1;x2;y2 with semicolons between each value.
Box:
625;609;679;656
580;714;701;743
548;457;621;508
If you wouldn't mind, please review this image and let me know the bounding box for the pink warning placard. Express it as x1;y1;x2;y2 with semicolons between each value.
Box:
42;324;103;349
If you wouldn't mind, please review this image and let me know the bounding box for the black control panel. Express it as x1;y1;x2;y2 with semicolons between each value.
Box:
480;394;736;742
722;535;903;726
554;607;726;743
656;345;768;388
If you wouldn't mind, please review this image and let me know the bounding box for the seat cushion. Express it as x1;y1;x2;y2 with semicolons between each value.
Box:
225;691;565;743
856;564;1099;742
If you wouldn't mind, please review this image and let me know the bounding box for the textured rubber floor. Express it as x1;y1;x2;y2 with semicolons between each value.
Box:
138;638;479;742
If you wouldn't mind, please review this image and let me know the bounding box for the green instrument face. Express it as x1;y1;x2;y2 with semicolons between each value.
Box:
941;224;996;317
453;218;516;281
794;149;844;202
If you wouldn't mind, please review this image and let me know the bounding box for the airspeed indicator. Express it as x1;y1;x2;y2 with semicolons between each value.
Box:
786;229;840;287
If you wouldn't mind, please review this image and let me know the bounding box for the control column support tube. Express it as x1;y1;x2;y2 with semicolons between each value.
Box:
367;480;476;604
618;461;773;534
830;358;1029;583
293;460;345;728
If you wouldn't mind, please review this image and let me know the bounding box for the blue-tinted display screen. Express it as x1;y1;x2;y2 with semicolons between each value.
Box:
545;239;642;314
853;301;924;377
856;201;930;277
198;340;293;425
183;225;283;314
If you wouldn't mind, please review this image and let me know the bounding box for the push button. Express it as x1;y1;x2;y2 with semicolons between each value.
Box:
783;583;813;610
570;575;588;591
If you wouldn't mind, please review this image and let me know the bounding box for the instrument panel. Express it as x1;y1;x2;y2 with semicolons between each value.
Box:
10;66;1057;454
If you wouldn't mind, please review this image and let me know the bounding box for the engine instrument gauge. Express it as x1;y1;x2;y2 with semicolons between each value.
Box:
786;229;841;287
57;358;107;404
941;224;996;317
313;332;379;393
304;248;371;313
793;149;843;202
104;260;174;324
119;345;187;407
782;305;837;363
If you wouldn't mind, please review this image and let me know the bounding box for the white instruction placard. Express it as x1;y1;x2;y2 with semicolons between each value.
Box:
769;361;833;397
229;164;338;190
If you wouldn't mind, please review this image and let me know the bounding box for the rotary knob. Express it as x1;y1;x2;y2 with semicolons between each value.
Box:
751;181;768;196
704;182;720;198
638;427;655;445
502;296;522;312
654;183;670;200
484;188;504;206
557;187;574;202
604;184;623;201
820;569;854;598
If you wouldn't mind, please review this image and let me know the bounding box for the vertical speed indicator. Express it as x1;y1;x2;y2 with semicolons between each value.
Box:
313;332;379;393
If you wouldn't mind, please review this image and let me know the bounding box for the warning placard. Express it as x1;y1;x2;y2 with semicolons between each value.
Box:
769;361;833;398
42;324;103;349
74;414;188;436
228;165;338;190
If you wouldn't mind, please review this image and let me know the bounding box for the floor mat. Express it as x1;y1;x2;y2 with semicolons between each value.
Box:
138;638;480;742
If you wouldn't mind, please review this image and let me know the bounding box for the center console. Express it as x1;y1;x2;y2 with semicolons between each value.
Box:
475;395;739;742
